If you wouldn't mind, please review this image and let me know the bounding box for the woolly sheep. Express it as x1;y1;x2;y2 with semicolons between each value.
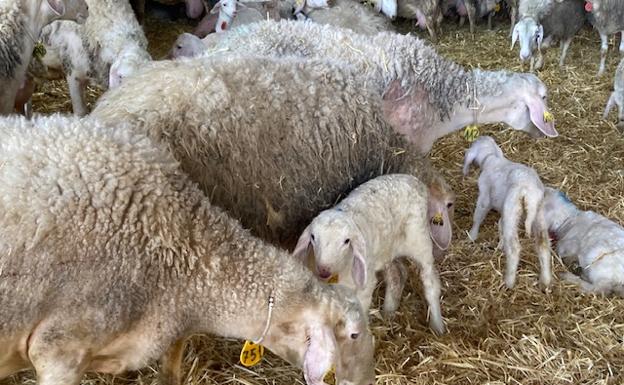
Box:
173;20;559;153
543;187;624;296
586;0;624;75
0;0;88;114
511;0;586;70
463;136;552;289
397;0;442;41
293;174;445;335
300;0;394;35
0;114;375;385
39;0;151;116
91;54;455;249
604;57;624;129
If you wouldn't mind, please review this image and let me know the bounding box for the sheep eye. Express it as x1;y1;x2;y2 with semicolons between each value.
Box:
344;238;350;245
350;333;359;340
447;202;453;208
311;234;315;241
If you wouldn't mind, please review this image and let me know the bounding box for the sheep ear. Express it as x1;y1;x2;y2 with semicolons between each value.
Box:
210;1;222;14
350;232;367;288
525;95;558;137
293;225;312;262
511;23;520;50
536;25;544;50
303;323;336;385
46;0;66;16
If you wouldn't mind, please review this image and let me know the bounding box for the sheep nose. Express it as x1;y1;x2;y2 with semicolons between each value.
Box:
431;213;444;226
318;268;332;279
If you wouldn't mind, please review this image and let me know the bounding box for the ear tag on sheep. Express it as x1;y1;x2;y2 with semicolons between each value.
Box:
33;42;46;60
494;3;501;12
432;213;444;226
543;111;554;124
295;0;305;9
585;1;593;12
463;125;480;142
323;365;336;385
328;274;339;284
240;340;264;367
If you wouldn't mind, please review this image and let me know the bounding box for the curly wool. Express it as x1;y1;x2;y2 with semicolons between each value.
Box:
0;0;26;79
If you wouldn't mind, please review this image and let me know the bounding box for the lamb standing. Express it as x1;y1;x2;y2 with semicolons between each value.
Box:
92;54;455;248
0;114;376;385
586;0;624;75
463;136;552;289
0;0;88;114
511;0;586;70
170;20;558;154
39;0;151;116
543;187;624;296
293;174;445;335
604;57;624;129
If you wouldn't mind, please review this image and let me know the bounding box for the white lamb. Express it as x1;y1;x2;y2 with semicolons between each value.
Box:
543;187;624;296
293;174;445;335
463;136;552;289
39;0;151;116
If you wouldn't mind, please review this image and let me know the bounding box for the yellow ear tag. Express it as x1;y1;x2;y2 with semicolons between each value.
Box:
295;0;305;7
432;212;444;226
323;365;336;385
328;274;339;284
33;41;46;60
494;3;501;12
463;125;480;142
240;340;264;367
543;111;554;123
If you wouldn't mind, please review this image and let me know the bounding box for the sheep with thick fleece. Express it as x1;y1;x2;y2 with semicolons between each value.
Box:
293;174;445;335
0;114;375;385
463;136;551;289
92;54;454;249
0;0;88;114
604;57;624;129
39;0;150;116
586;0;624;75
186;21;558;153
543;187;624;296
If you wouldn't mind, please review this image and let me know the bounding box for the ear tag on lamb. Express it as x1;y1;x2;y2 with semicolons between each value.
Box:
240;340;264;367
295;0;305;9
33;42;46;60
543;111;554;123
328;274;339;284
463;125;480;142
494;3;501;12
432;212;444;226
585;1;593;12
323;365;336;385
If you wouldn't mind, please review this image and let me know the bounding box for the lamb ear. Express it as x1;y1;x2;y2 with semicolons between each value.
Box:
210;1;222;14
303;324;336;385
511;23;520;49
46;0;66;16
525;95;558;137
350;231;367;288
536;24;544;50
293;225;312;262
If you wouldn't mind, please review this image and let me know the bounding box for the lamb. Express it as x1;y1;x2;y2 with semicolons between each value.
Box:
586;0;624;75
511;0;586;71
91;54;456;249
38;0;151;116
193;1;279;38
299;0;394;35
463;136;552;289
0;0;88;114
543;187;624;296
0;114;376;385
292;174;445;335
173;20;558;154
396;0;442;41
604;57;624;129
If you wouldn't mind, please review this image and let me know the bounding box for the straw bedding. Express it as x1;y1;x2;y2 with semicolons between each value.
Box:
3;9;624;385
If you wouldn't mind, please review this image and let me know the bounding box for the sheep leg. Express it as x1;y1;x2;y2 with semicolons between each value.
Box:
501;198;522;289
599;33;608;76
496;218;504;250
620;31;624;54
533;210;552;289
426;18;438;43
417;260;445;334
160;338;187;385
67;72;88;117
468;192;491;242
466;2;476;36
559;272;611;294
535;48;544;70
382;260;407;316
559;37;572;67
508;3;517;37
487;12;494;30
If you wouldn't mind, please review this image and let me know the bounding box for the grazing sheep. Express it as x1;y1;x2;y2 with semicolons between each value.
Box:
174;20;558;153
0;0;88;114
604;57;624;129
301;0;394;35
543;187;624;296
397;0;442;41
463;136;552;289
39;0;151;116
512;0;586;70
92;54;455;248
0;114;375;385
292;174;445;335
586;0;624;75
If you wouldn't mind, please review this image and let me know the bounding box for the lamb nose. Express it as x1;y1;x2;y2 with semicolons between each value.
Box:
318;270;332;279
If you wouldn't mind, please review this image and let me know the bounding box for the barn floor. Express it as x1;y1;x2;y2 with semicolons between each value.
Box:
4;9;624;385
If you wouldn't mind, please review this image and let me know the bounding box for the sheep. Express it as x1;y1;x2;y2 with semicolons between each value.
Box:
511;0;586;71
0;0;88;115
442;0;501;34
604;57;624;129
299;0;394;35
193;1;277;38
91;54;456;248
586;0;624;75
542;187;624;296
172;20;559;154
38;0;151;116
0;114;376;385
292;174;445;335
397;0;442;41
462;136;552;289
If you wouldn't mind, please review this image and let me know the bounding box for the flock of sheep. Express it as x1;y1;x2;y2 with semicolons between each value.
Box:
1;0;624;385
